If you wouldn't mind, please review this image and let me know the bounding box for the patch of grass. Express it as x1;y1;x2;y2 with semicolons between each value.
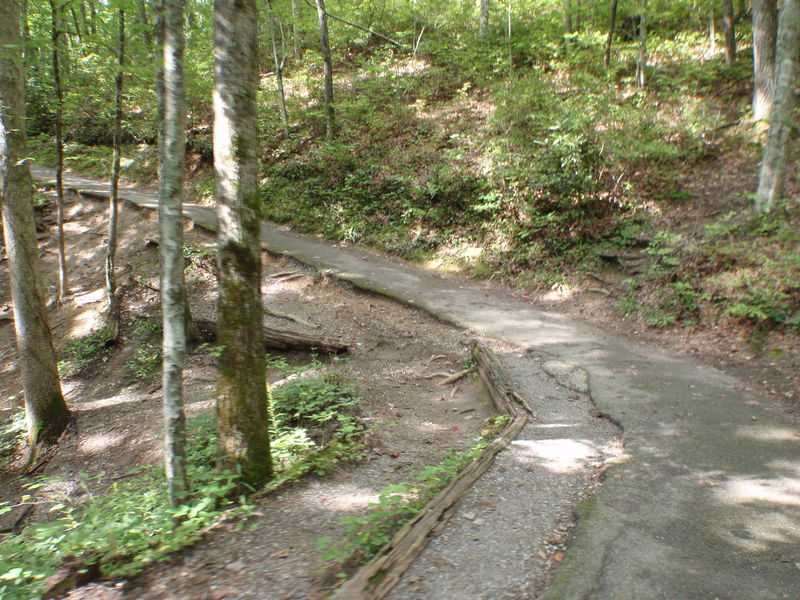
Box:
0;368;367;599
0;409;26;465
57;331;111;379
316;414;510;564
123;318;162;382
0;424;245;600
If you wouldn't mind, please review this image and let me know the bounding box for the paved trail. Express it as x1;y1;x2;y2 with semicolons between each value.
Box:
35;166;800;599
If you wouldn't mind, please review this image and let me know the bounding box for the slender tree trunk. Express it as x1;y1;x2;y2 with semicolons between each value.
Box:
70;5;83;43
0;0;69;448
636;0;648;88
291;0;303;60
507;0;512;77
709;8;716;54
752;0;777;122
136;0;154;52
722;0;736;65
21;0;30;62
80;1;88;36
213;0;273;488
315;0;335;141
89;0;97;35
754;0;799;213
161;0;189;504
604;0;619;68
563;0;573;34
266;0;290;138
106;9;125;303
737;0;748;20
50;0;70;300
479;0;489;37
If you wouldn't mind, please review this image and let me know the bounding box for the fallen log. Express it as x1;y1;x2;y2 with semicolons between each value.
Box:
335;343;529;600
195;320;348;354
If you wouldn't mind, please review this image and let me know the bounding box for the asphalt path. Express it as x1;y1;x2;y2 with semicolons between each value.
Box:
33;165;800;599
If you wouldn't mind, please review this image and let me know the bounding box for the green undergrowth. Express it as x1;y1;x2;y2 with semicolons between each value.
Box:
258;26;748;288
616;202;800;340
317;414;509;567
57;331;113;379
0;409;26;466
0;362;365;599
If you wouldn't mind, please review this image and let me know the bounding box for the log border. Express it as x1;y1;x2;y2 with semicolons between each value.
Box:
334;342;530;600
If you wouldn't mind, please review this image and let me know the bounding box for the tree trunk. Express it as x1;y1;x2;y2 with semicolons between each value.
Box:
196;320;348;354
291;0;302;59
752;0;777;122
0;0;69;447
506;0;512;76
70;5;83;44
563;0;573;34
89;0;97;35
136;0;154;52
50;0;70;300
603;0;619;68
213;0;273;488
722;0;736;66
754;0;799;213
161;0;189;504
478;0;489;37
314;0;336;141
21;0;30;62
709;8;716;54
636;0;648;88
106;9;125;303
266;1;290;139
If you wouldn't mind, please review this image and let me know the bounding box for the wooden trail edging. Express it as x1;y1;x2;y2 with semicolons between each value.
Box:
335;343;531;600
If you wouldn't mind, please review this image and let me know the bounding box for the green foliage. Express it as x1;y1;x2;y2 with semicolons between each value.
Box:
57;331;110;379
0;427;244;600
317;415;509;563
123;318;162;382
0;366;366;599
0;409;26;464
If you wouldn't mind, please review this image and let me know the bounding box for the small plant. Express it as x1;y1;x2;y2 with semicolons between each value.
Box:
123;318;162;381
0;415;246;600
57;331;110;378
317;415;509;564
0;408;26;464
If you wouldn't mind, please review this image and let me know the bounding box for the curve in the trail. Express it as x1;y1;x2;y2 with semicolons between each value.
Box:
33;165;800;600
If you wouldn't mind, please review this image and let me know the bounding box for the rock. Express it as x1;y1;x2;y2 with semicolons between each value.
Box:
542;361;590;393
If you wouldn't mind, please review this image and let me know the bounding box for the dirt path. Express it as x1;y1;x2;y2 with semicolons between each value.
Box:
25;167;800;599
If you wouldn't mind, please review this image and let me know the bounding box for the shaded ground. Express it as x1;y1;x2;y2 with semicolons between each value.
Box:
7;166;799;600
1;182;614;599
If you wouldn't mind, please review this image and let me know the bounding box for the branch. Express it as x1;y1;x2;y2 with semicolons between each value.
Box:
302;0;407;49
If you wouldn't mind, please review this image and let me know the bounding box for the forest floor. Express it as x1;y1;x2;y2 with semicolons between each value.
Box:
0;180;617;599
1;165;798;599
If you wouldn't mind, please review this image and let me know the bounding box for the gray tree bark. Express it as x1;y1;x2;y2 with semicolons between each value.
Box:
722;0;736;66
0;0;69;447
752;0;777;122
754;0;799;213
563;0;573;34
636;0;648;88
603;0;619;68
106;9;125;304
479;0;489;37
314;0;336;141
266;0;290;139
291;0;302;59
161;0;189;503
213;0;273;488
50;0;70;300
136;0;154;52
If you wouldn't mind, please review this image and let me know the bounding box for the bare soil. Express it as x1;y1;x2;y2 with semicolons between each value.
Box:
526;146;800;420
0;189;500;599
